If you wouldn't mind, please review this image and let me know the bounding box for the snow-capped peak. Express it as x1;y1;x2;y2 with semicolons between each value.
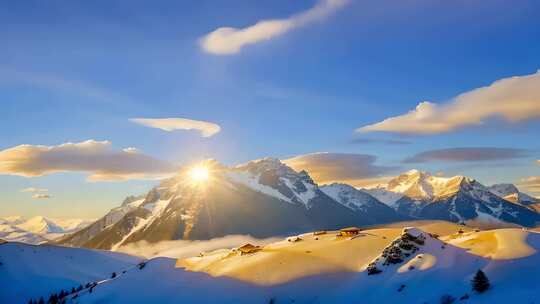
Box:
17;216;64;235
320;183;381;211
385;170;471;201
488;183;538;205
235;157;295;177
227;158;318;208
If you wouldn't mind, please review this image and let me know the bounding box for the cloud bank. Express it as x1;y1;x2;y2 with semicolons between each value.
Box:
519;176;540;194
199;0;349;55
283;152;396;186
403;147;527;163
21;187;48;193
357;70;540;134
31;194;51;199
350;138;412;145
130;118;221;138
0;140;178;181
116;235;280;259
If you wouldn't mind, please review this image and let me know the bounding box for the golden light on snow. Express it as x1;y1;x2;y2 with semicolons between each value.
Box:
188;166;210;183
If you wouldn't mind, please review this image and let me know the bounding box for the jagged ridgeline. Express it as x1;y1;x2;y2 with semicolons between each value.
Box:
57;160;540;250
56;159;405;250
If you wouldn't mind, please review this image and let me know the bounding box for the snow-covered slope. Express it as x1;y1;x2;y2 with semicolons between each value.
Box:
364;170;540;227
58;159;406;250
0;241;142;303
65;225;540;304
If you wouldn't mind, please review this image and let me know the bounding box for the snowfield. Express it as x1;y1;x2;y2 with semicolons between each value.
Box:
10;221;534;303
0;242;142;303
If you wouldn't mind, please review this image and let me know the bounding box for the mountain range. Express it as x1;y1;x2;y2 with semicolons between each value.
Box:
365;169;540;226
0;216;92;244
55;158;540;250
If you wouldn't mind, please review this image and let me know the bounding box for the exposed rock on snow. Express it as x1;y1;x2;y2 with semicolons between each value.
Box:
366;227;429;275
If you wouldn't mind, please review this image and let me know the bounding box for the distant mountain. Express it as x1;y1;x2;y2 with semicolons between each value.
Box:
365;170;540;227
488;183;538;205
0;216;93;244
320;183;405;222
0;223;48;244
17;216;64;235
58;158;406;250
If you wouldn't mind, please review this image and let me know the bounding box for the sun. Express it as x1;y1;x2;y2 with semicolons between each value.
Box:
188;166;210;183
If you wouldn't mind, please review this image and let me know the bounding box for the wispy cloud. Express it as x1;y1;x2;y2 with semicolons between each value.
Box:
350;138;412;145
21;187;48;193
31;194;51;199
199;0;349;55
130;118;221;138
403;147;527;163
0;140;178;181
357;70;540;134
283;152;397;186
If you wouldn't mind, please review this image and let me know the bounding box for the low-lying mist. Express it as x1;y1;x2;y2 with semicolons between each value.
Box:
115;235;281;259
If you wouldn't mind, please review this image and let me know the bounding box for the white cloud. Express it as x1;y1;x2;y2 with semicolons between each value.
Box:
32;194;51;199
21;187;48;193
130;118;221;138
199;0;349;55
357;70;540;134
0;140;178;181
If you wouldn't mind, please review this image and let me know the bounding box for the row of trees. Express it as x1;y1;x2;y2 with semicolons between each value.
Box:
26;269;129;304
27;282;94;304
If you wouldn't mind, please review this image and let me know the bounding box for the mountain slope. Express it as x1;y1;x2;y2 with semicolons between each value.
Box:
59;159;406;250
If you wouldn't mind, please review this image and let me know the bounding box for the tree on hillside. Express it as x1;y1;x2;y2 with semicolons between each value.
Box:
472;270;490;293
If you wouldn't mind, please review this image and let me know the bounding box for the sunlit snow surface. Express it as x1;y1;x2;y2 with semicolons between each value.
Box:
5;222;535;304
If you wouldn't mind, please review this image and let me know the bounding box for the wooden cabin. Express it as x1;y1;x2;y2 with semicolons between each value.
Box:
338;227;362;237
287;236;302;242
236;243;261;255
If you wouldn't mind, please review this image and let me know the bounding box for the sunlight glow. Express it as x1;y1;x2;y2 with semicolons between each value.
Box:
189;166;210;183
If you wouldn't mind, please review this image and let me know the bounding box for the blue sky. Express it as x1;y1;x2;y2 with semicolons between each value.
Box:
1;0;540;218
